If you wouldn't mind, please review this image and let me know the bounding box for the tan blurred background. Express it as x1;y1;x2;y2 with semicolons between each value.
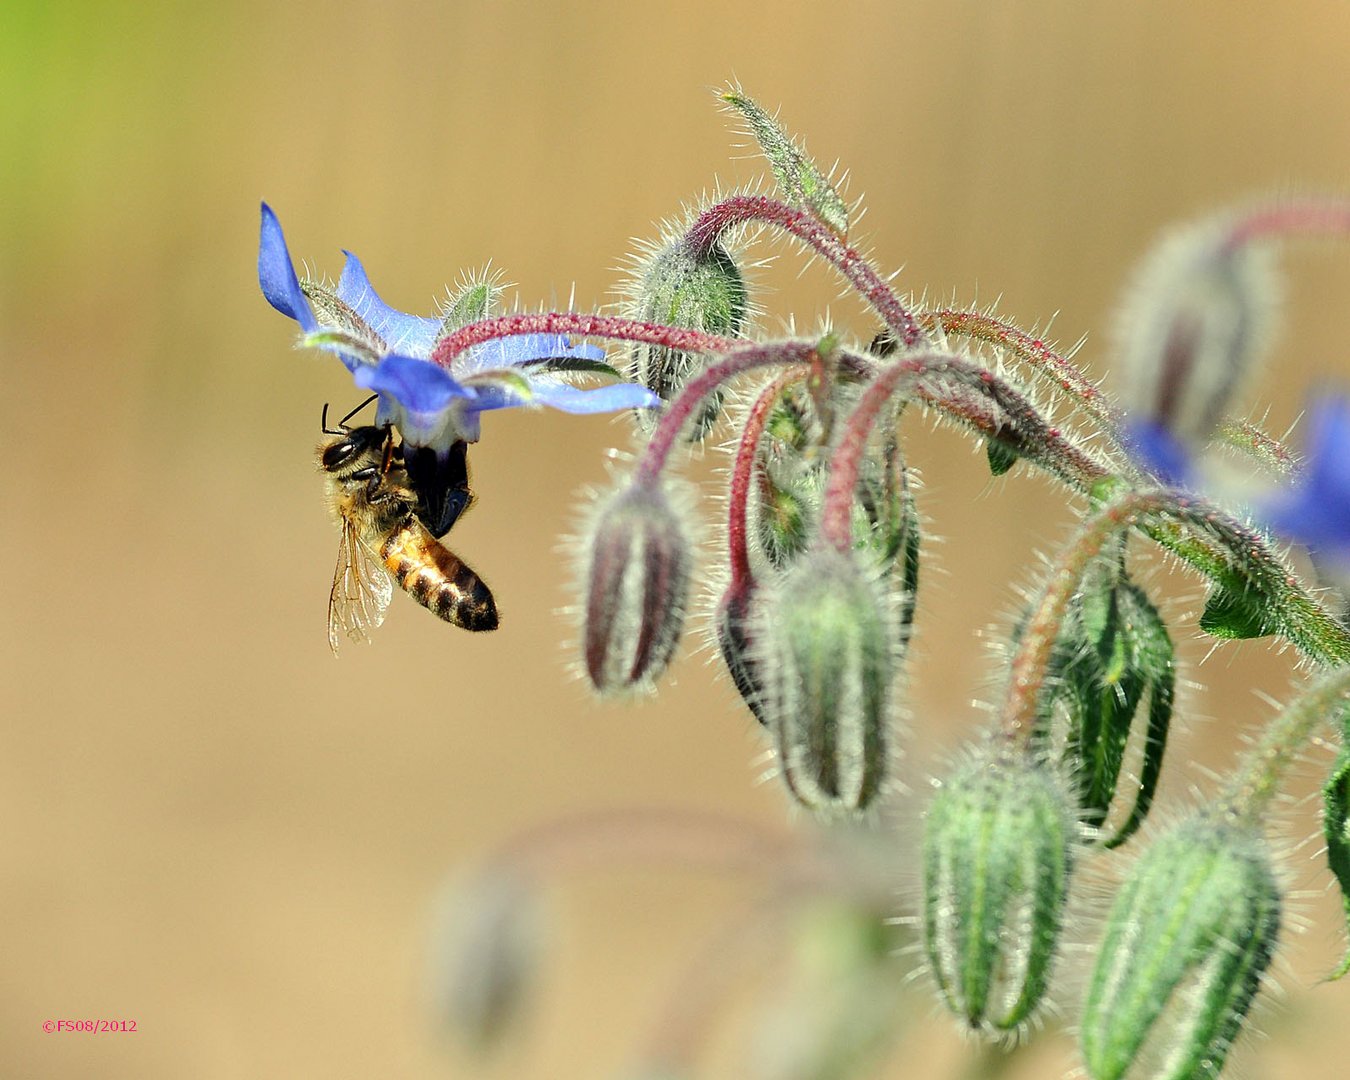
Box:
4;1;1350;1077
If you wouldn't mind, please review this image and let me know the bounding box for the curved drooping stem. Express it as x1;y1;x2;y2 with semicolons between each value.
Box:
922;308;1119;432
1223;196;1350;250
817;349;1112;551
1000;489;1350;741
633;340;832;487
727;368;808;593
686;194;925;348
1220;666;1350;822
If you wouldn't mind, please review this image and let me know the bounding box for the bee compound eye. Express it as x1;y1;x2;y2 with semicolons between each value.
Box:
322;440;358;470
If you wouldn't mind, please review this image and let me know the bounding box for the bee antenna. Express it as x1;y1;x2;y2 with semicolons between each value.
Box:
339;394;379;429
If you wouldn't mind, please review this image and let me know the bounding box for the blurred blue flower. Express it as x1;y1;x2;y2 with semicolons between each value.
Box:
258;203;661;450
1122;417;1193;488
1262;394;1350;564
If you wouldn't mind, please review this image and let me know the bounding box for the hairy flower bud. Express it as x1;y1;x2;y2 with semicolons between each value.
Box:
922;749;1074;1032
426;871;541;1051
626;236;748;439
1080;817;1280;1080
1114;212;1279;481
757;546;897;813
583;482;692;692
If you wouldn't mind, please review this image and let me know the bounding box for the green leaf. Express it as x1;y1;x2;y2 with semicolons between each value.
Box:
986;439;1019;476
720;87;850;237
1199;583;1276;639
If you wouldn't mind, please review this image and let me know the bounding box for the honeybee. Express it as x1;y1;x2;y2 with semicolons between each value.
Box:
319;408;497;653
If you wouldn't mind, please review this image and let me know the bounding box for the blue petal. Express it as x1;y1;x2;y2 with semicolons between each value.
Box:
455;333;607;376
337;252;442;357
528;380;664;414
1264;487;1350;550
1304;396;1350;500
461;379;662;417
258;204;318;332
1262;394;1350;555
1122;417;1192;487
352;354;472;415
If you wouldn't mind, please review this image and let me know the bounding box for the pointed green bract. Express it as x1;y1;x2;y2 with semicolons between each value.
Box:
986;439;1020;476
300;327;381;365
1031;562;1175;847
1080;818;1280;1080
439;272;505;334
720;88;850;238
1199;582;1276;640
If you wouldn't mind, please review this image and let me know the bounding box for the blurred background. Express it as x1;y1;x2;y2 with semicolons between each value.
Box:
4;1;1350;1077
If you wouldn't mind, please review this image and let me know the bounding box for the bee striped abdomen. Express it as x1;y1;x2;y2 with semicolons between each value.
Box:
381;524;498;632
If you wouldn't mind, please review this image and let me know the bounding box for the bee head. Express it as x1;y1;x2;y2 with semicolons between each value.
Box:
320;424;391;476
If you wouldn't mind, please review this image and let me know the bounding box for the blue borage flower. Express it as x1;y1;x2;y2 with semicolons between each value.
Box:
1121;417;1193;488
258;203;661;451
1262;394;1350;564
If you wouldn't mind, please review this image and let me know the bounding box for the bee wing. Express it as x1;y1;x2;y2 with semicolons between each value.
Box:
328;520;394;654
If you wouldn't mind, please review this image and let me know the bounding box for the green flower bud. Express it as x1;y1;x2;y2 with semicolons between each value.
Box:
1080;817;1280;1080
626;236;748;439
757;546;897;813
583;482;692;693
922;749;1075;1032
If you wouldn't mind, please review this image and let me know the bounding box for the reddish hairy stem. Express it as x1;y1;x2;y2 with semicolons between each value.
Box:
999;491;1174;741
923;308;1119;429
727;369;807;592
429;312;741;367
1225;197;1350;250
634;341;820;487
818;350;1111;551
686;194;925;347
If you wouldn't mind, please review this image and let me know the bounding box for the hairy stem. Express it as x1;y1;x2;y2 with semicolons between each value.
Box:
1222;667;1350;822
429;312;741;367
686;194;925;347
1225;196;1350;250
727;369;807;592
818;350;1111;551
635;340;825;486
922;308;1119;432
